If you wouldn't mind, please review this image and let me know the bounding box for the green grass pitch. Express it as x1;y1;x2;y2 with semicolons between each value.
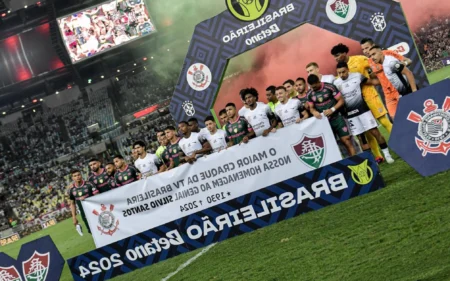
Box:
427;65;450;85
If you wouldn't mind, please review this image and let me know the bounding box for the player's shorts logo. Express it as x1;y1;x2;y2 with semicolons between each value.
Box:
186;63;211;91
407;98;450;156
93;204;120;236
348;159;373;185
0;265;22;281
182;101;196;117
370;12;386;32
226;0;270;22
22;251;50;281
291;135;325;169
326;0;357;25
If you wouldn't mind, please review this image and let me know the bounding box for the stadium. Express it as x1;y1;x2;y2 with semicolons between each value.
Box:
0;0;450;280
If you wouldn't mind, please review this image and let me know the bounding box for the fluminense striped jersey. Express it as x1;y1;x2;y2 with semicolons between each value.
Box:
224;116;253;145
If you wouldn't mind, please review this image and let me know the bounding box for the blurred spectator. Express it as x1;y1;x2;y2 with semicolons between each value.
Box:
415;16;450;72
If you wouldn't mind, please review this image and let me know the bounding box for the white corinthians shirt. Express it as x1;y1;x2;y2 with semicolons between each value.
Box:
244;103;273;137
275;98;304;127
179;132;203;157
134;153;161;176
203;129;228;153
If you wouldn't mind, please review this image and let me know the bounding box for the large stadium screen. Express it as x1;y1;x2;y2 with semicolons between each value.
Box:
57;0;156;64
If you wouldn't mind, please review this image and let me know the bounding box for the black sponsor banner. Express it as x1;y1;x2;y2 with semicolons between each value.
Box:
68;152;385;281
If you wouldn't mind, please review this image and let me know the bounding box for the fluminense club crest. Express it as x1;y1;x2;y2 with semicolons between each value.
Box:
0;265;22;281
21;251;50;281
370;12;386;32
182;101;196;117
326;0;357;25
291;135;326;169
186;63;212;91
407;97;450;156
93;204;119;236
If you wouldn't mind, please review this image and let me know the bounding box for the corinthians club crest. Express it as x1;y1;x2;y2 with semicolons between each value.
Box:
93;204;119;236
370;12;386;32
22;251;50;281
186;63;212;91
407;98;450;156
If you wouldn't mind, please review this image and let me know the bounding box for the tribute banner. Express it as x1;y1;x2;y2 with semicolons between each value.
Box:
68;152;385;281
83;117;342;248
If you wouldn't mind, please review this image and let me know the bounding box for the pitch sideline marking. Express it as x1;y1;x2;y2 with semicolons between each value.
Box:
161;243;217;281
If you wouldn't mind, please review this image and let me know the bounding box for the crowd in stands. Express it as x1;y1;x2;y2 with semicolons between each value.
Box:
0;155;90;224
1;115;66;168
0;86;118;230
415;16;450;72
118;113;175;157
116;69;175;114
0;67;178;231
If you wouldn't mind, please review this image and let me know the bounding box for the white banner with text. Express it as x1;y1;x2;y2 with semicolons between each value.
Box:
83;117;342;248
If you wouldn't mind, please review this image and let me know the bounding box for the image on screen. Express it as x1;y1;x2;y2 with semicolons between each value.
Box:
57;0;156;63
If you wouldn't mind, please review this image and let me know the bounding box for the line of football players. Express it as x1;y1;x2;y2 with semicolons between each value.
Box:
67;38;418;234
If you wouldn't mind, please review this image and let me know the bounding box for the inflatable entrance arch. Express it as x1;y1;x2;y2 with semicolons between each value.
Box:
169;0;428;124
